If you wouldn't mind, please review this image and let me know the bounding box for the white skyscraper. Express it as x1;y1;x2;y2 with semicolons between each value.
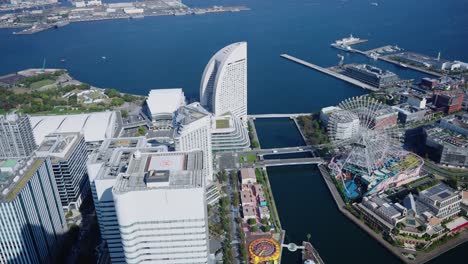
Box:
200;42;248;125
173;102;213;182
87;137;154;264
112;150;209;264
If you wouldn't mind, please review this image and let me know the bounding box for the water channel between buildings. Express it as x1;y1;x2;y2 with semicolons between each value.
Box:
254;118;467;264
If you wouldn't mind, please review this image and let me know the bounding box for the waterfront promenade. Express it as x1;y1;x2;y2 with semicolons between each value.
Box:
280;54;379;91
317;164;468;264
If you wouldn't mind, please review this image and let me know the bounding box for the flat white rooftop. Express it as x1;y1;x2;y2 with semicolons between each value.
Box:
146;88;185;115
30;111;116;144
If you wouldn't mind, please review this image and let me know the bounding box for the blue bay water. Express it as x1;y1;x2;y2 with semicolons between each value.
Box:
1;0;467;263
1;0;467;113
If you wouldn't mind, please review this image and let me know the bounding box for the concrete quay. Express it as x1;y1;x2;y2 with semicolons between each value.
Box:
349;47;443;77
379;55;443;77
280;54;379;91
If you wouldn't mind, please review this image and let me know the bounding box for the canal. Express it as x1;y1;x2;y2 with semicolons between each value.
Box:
255;118;466;263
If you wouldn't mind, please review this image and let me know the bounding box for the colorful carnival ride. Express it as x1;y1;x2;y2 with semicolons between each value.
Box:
327;96;424;198
248;238;281;264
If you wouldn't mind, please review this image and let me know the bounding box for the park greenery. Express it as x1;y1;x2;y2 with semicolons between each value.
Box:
247;122;260;148
219;196;234;263
239;153;257;163
0;82;141;114
19;71;64;88
296;114;329;145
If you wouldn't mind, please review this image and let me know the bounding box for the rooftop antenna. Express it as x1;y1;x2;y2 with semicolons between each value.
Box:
41;57;46;72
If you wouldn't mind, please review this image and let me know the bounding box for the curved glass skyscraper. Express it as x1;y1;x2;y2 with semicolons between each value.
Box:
200;42;247;125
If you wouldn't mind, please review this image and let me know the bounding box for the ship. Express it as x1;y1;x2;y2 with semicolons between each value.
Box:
398;62;408;68
331;34;360;47
53;21;69;29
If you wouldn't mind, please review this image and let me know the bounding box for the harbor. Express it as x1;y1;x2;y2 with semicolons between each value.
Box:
280;54;379;91
1;1;250;35
330;36;447;77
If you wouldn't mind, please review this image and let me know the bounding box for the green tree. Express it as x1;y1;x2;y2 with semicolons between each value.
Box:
121;109;129;118
68;94;78;106
251;140;259;148
111;97;124;107
247;218;256;225
105;88;120;98
251;225;258;232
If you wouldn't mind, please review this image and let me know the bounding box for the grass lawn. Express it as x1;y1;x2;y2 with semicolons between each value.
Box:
239;154;257;163
215;119;230;129
29;79;55;89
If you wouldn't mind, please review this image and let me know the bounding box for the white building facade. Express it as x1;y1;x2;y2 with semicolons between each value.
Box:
112;150;209;264
87;137;151;264
200;42;248;125
0;113;37;159
173;103;213;182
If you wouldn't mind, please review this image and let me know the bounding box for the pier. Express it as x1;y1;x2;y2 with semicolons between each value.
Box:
280;54;379;91
349;46;444;77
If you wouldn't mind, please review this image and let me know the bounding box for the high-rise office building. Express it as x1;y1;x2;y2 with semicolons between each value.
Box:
112;150;209;264
36;132;88;210
0;157;67;263
87;137;166;264
200;42;248;125
0;113;37;158
173;102;213;181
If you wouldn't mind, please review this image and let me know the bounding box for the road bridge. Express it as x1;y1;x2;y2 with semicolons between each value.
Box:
240;146;314;156
280;54;379;91
253;157;325;167
248;113;310;119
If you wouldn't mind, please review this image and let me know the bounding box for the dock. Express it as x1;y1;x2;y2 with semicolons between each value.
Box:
349;46;443;77
379;55;443;77
280;54;379;91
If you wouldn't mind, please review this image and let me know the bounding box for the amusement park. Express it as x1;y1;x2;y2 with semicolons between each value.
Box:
325;96;425;199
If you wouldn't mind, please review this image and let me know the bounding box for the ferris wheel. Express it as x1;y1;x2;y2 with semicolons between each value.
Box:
327;96;401;190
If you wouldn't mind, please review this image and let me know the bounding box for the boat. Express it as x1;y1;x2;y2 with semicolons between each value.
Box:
101;56;107;60
130;15;144;19
53;21;69;29
60;58;66;63
371;2;379;6
399;63;408;68
331;34;360;47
